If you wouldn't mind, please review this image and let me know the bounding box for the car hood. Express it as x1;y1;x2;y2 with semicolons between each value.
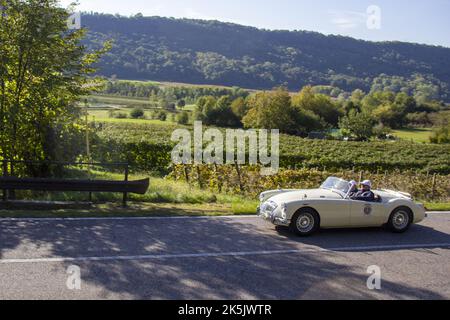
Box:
268;189;343;203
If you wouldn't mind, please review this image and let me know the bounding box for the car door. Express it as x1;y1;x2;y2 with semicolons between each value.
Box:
314;198;351;228
349;200;386;226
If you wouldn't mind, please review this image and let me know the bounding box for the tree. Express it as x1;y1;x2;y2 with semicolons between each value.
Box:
130;107;145;119
243;88;296;133
230;97;248;119
339;111;375;141
292;86;342;127
0;0;109;176
430;124;450;144
177;111;190;125
176;99;186;109
351;89;365;105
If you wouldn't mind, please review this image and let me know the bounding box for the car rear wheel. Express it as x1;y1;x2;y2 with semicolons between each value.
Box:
290;208;320;236
388;207;412;233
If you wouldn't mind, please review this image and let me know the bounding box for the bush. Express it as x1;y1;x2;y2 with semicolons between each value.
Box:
110;111;128;119
177;99;186;109
149;110;168;121
130;107;145;119
430;125;450;144
177;111;190;125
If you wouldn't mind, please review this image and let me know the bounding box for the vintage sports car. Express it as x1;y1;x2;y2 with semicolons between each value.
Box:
258;177;426;236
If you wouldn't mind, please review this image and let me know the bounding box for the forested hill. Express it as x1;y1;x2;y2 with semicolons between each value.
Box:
81;13;450;101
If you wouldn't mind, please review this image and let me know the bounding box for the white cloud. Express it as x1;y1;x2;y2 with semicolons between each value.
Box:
330;10;366;30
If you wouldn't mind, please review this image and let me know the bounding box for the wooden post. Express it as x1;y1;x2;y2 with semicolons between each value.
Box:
235;162;244;193
2;160;7;202
214;163;222;193
9;162;15;200
183;164;190;184
122;163;129;207
358;171;363;184
196;165;203;189
431;173;437;201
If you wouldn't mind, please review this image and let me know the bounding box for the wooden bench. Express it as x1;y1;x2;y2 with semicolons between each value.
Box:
0;176;149;207
0;160;150;206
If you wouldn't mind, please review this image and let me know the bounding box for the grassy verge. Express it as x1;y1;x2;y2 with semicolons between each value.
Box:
0;202;255;218
425;203;450;211
0;171;259;218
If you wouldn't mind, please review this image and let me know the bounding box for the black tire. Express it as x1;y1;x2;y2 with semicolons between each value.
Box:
387;207;413;233
290;208;320;236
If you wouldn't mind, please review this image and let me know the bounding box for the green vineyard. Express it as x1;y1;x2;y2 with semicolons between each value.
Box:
169;164;450;202
92;122;450;174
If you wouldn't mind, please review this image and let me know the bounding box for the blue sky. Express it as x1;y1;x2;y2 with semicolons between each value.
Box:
60;0;450;47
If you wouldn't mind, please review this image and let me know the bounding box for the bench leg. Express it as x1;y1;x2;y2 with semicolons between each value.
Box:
122;192;127;207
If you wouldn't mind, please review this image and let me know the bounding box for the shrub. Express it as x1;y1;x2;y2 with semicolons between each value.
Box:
130;107;145;119
110;111;128;119
430;125;450;144
177;111;190;125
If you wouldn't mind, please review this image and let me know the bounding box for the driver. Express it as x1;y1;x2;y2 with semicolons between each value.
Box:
348;180;358;198
350;180;375;202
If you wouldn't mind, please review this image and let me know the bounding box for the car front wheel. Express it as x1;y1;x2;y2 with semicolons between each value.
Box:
290;209;320;236
388;207;412;233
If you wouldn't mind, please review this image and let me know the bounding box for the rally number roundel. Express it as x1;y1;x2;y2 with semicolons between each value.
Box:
364;205;373;215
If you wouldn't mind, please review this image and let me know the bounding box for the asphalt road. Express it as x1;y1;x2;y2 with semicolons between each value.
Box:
0;212;449;300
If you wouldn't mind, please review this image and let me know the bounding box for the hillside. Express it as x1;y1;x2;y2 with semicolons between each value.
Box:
81;13;450;101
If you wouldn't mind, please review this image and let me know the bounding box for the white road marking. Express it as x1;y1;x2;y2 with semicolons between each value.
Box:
0;215;257;222
1;243;449;264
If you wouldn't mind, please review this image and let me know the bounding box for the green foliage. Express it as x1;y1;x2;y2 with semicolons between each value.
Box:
110;111;128;119
152;110;167;121
292;86;342;127
176;99;186;109
130;107;145;119
101;80;249;104
195;95;241;127
177;111;190;125
430;124;450;144
243;88;298;133
339;111;375;141
0;0;108;176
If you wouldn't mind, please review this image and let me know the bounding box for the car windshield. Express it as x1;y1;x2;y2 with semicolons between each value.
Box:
320;177;350;194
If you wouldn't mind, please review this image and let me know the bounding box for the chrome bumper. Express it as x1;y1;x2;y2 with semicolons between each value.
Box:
257;206;290;227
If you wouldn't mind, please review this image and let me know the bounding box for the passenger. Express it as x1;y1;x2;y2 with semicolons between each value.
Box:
347;180;358;198
350;180;375;202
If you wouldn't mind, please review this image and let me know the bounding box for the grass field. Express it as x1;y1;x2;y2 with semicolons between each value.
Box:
393;128;433;143
87;109;177;124
83;94;153;106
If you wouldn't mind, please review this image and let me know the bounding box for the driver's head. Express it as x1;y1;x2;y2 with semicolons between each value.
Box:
361;180;372;191
349;180;358;191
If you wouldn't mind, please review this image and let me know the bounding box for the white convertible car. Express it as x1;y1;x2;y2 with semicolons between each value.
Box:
258;177;426;236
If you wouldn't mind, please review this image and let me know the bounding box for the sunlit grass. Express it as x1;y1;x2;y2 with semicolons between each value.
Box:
425;202;450;211
393;128;433;143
